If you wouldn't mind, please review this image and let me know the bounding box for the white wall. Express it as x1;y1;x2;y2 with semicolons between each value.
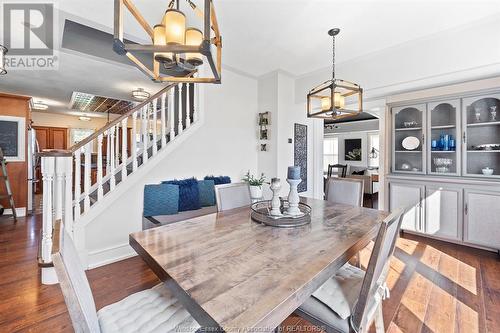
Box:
83;68;259;268
295;14;500;103
257;71;324;199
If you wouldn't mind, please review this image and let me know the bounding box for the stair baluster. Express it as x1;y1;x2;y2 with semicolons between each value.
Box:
152;99;158;156
121;118;128;180
74;148;81;221
169;88;175;140
109;126;116;190
142;104;149;164
132;111;138;171
185;83;191;129
83;142;91;212
161;93;167;147
63;156;73;233
97;134;104;200
178;84;183;135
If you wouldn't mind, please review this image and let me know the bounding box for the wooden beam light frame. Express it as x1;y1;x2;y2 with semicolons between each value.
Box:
307;79;363;119
113;0;222;84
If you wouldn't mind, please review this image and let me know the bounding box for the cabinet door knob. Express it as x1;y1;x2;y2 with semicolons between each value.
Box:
465;203;468;215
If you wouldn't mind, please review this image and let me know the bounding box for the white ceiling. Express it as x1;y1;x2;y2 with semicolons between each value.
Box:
1;0;499;115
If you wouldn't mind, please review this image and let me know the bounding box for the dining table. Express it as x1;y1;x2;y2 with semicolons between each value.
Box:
129;197;388;333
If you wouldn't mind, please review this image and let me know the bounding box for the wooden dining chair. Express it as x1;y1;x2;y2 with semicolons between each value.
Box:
53;226;200;333
214;182;251;212
294;208;406;333
327;164;347;178
325;177;364;207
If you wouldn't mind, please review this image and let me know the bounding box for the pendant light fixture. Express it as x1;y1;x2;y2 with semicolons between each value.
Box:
307;28;362;119
0;44;8;75
132;88;150;101
113;0;222;84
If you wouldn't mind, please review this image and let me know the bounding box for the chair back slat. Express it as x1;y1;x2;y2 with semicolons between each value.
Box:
327;164;347;178
53;227;101;333
325;177;364;207
351;208;405;332
214;182;251;212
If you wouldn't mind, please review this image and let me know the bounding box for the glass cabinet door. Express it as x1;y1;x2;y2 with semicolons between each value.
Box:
462;94;500;178
392;104;426;174
427;99;460;176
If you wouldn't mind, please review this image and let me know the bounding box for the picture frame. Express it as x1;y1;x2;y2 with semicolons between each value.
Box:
344;138;362;161
0;115;26;162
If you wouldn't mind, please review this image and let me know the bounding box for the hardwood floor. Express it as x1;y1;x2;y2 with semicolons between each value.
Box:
0;213;498;332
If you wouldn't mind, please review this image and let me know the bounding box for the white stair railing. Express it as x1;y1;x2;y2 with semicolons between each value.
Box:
38;81;198;284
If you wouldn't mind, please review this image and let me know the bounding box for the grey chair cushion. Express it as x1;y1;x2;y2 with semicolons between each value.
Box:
311;263;364;320
98;284;199;333
296;263;365;333
296;297;350;333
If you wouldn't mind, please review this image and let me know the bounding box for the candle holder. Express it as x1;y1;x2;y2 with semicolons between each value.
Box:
286;178;302;216
269;178;282;216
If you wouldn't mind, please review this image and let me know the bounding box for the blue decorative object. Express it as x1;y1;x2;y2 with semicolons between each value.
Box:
449;138;456;151
163;178;201;211
204;175;231;185
198;180;215;207
287;166;301;180
143;184;179;217
431;140;438;151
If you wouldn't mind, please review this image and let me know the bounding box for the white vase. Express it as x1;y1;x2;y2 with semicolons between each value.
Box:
249;185;263;202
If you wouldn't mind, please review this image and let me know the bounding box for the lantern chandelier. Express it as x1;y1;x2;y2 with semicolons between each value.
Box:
307;28;362;120
113;0;221;84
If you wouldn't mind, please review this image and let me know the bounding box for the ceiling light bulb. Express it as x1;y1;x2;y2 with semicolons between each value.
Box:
32;101;48;110
162;9;186;45
321;97;331;111
185;28;203;66
132;88;150;101
334;92;345;109
153;24;174;65
79;116;91;121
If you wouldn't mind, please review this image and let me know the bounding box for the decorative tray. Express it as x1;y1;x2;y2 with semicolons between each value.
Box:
250;200;311;228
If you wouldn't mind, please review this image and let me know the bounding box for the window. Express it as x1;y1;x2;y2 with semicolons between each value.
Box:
323;137;339;172
368;133;380;168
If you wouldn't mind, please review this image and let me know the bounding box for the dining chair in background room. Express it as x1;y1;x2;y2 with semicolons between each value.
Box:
214;182;252;212
327;164;347;178
53;226;199;333
294;208;407;333
325;177;364;207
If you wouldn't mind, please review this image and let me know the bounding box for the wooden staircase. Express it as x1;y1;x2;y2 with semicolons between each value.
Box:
37;82;199;284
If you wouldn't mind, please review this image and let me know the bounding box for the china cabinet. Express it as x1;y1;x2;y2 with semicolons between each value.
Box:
392;104;426;174
388;89;500;253
462;93;500;178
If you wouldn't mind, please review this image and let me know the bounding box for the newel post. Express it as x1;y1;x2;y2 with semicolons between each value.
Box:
41;155;57;285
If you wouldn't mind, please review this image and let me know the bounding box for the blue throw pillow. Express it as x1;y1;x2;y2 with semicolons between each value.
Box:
143;184;179;217
204;175;231;185
198;180;215;207
163;178;201;211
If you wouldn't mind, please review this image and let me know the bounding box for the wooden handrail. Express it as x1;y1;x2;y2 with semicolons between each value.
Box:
39;82;177;157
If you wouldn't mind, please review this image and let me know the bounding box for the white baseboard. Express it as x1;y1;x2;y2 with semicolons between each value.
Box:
2;207;26;217
86;243;137;269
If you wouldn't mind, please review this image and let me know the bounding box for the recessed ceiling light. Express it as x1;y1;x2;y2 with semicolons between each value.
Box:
79;116;91;121
132;88;150;101
32;101;48;110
